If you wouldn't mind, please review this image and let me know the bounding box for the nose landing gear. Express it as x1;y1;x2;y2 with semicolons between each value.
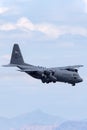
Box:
72;83;75;86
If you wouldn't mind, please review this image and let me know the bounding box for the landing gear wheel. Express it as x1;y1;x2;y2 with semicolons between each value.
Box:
53;81;56;83
41;79;45;83
72;83;75;86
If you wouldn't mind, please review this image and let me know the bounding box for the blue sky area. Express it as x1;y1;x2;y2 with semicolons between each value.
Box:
0;0;87;120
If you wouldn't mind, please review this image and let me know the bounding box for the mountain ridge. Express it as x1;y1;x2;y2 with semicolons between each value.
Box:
0;109;64;130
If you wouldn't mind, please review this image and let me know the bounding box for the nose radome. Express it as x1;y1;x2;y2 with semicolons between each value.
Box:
79;78;83;82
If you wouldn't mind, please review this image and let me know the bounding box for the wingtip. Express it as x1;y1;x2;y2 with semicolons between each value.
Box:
79;65;84;67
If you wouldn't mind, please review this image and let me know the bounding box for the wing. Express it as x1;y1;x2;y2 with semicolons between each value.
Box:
18;68;40;72
65;65;83;68
61;65;83;69
17;65;44;72
60;65;83;72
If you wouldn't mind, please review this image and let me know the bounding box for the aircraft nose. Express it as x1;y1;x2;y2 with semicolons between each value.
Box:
78;78;83;82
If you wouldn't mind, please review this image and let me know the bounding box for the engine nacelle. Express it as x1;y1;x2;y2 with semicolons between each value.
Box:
42;71;57;83
66;68;78;72
44;70;50;75
44;70;55;75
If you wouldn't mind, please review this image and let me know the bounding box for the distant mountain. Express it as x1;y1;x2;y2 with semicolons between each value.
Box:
0;110;64;130
11;110;64;127
1;110;87;130
55;121;87;130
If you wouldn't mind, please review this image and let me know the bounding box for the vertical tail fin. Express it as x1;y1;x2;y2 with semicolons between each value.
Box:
10;44;24;65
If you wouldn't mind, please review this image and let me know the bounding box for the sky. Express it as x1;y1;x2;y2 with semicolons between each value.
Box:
0;0;87;120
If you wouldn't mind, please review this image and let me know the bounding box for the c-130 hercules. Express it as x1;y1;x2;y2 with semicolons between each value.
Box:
4;44;83;86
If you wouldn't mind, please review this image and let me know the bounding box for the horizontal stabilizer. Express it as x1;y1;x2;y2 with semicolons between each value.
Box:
3;64;18;67
17;67;41;72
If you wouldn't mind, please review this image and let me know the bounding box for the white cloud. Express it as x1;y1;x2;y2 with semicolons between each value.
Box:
61;26;87;37
0;23;16;31
0;7;9;14
17;17;59;38
16;17;87;38
0;17;87;38
17;17;35;31
35;23;60;38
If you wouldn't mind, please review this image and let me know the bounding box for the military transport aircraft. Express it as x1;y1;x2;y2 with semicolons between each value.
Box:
3;44;83;86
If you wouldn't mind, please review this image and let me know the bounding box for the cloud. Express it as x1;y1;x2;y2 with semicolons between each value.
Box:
16;17;87;38
0;17;87;39
17;17;35;31
62;26;87;36
0;23;16;31
0;7;9;14
17;17;60;38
